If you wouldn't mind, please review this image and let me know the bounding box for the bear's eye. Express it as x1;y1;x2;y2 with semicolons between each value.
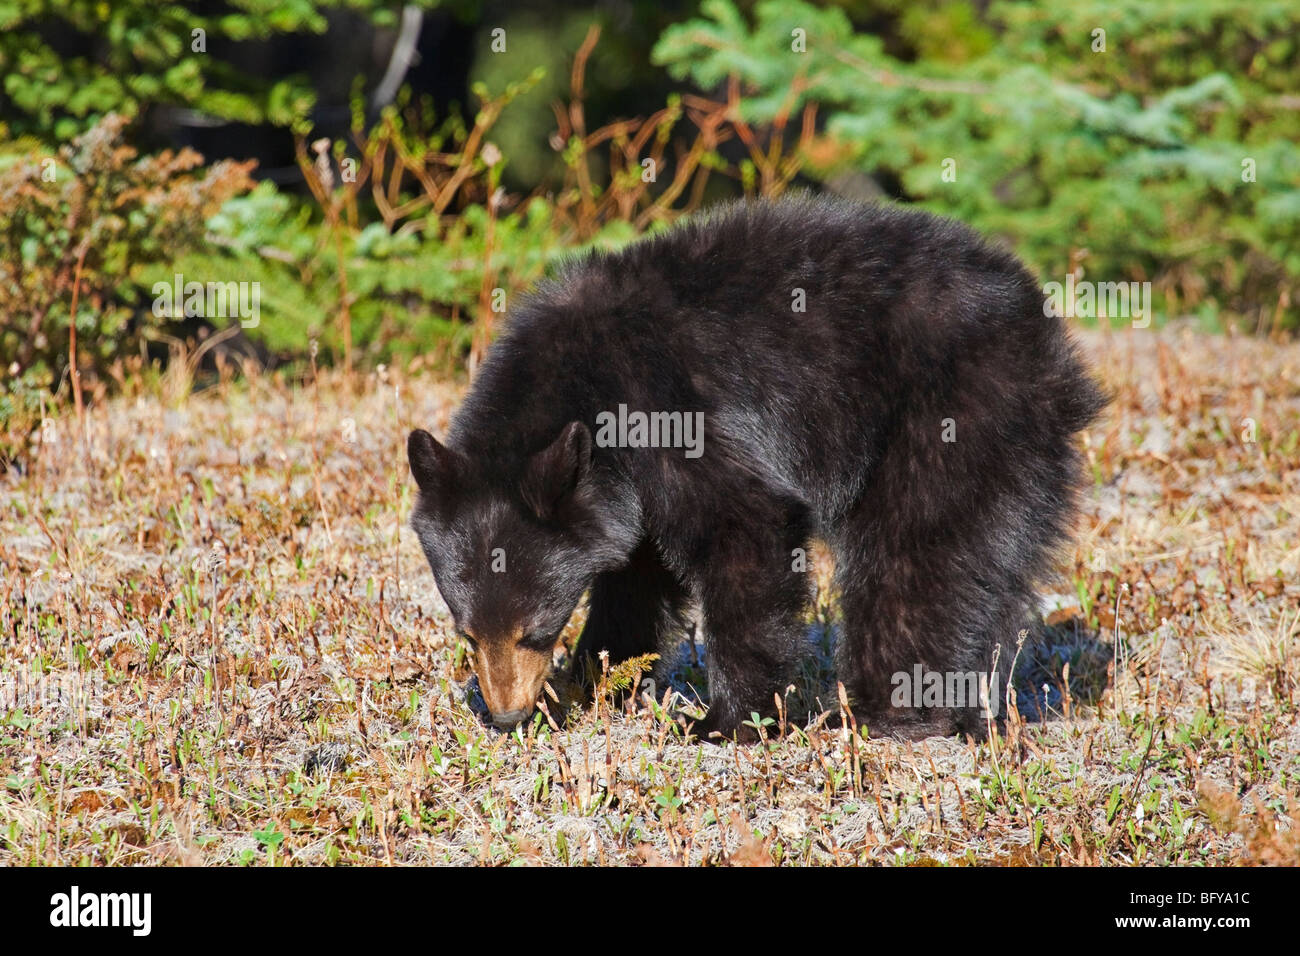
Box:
519;630;558;653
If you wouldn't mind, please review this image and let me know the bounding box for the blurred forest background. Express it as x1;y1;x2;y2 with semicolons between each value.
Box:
2;0;1298;453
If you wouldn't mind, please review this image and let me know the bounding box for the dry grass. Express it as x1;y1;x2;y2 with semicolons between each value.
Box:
2;323;1299;866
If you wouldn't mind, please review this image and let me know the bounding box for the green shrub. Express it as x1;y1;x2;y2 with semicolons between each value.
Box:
654;0;1300;330
0;0;437;141
0;113;254;439
151;181;639;369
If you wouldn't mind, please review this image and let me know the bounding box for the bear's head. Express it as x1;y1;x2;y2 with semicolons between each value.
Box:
407;421;637;727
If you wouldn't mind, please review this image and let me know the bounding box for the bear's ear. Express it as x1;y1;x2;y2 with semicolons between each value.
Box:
521;421;591;521
407;429;460;500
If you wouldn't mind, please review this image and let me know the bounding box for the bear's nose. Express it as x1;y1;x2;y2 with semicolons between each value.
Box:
490;708;533;728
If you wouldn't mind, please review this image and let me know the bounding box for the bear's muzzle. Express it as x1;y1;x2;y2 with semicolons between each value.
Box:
472;636;552;726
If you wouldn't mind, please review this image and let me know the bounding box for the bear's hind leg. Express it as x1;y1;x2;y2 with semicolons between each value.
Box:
832;491;1026;742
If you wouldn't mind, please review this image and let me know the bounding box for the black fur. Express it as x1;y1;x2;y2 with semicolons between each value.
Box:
408;194;1106;740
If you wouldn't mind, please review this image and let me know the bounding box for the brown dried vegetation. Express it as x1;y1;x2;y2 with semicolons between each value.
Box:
1;325;1297;865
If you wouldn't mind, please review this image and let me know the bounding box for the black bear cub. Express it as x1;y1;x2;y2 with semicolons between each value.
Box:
408;195;1105;741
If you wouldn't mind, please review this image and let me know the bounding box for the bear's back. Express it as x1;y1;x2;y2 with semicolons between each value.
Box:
452;195;1083;519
